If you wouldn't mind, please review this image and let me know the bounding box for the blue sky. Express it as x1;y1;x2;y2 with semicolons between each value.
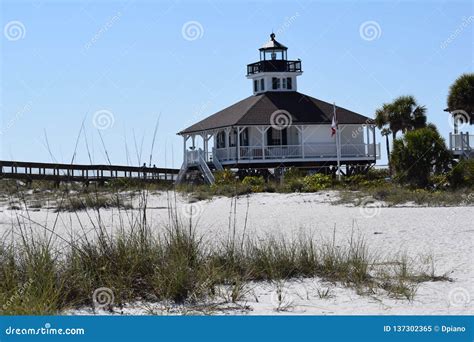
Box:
1;0;473;168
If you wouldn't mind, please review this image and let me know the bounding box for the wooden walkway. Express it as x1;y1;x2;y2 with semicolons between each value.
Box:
0;160;179;185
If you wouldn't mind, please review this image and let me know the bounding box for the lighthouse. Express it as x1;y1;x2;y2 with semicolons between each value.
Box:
177;33;379;184
247;33;303;95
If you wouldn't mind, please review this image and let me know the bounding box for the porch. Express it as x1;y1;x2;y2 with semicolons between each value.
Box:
449;132;473;158
178;124;380;183
212;143;380;164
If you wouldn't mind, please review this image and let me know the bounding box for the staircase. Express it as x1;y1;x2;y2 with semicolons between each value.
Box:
176;148;222;184
212;147;224;171
198;151;215;184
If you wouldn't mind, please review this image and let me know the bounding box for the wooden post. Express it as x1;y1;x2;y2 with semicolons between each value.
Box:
260;126;266;160
225;128;230;161
372;126;376;159
237;127;241;162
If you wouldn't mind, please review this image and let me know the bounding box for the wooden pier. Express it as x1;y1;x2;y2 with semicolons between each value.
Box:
0;160;179;185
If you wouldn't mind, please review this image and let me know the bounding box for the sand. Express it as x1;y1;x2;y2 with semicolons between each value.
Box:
1;191;473;315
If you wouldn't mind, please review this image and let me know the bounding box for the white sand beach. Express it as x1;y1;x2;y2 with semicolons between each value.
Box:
1;191;473;315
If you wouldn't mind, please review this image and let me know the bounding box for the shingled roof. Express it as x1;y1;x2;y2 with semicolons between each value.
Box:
178;91;374;135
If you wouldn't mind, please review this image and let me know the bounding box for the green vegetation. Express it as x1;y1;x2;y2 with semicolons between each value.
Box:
55;193;133;212
447;73;474;124
391;126;452;187
0;209;448;314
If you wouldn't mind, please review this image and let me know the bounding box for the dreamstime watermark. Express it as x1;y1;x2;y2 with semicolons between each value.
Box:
2;278;33;311
447;109;471;131
4;20;26;41
5;323;85;336
0;101;33;136
181;202;203;219
358;197;382;218
359;20;382;41
92;287;115;309
274;12;300;36
352;119;373;139
448;287;470;307
92;109;115;130
440;16;473;50
270;110;293;130
83;11;122;51
181;21;204;41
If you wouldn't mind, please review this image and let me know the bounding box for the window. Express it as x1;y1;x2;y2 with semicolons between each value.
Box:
286;77;292;90
272;77;280;90
217;131;226;148
240;128;249;146
267;128;287;146
282;78;287;89
260;79;265;91
254;80;258;92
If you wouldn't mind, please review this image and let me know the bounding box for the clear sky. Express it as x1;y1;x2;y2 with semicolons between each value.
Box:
1;0;473;168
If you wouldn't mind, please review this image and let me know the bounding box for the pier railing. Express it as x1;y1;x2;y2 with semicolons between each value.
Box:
0;160;179;184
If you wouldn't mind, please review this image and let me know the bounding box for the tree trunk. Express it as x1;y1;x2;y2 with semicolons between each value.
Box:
386;135;392;176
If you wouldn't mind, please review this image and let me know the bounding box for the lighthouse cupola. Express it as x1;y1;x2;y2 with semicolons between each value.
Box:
247;33;303;95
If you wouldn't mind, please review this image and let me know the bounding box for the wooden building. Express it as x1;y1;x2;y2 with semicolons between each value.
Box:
177;34;380;183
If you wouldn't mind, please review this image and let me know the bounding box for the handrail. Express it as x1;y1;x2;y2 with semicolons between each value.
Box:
197;149;215;184
212;148;224;171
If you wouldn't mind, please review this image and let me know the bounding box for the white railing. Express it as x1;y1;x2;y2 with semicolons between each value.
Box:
449;133;473;152
211;148;224;170
214;143;381;162
198;150;214;184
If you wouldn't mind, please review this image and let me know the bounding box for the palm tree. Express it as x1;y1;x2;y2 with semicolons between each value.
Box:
375;96;427;174
375;104;394;174
447;73;474;126
380;128;392;174
390;95;427;136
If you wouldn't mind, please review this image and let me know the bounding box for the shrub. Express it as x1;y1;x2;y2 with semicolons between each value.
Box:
366;168;389;180
286;178;305;192
302;173;332;192
449;159;474;189
391;127;452;187
283;167;303;181
241;176;265;193
429;174;449;189
213;169;236;186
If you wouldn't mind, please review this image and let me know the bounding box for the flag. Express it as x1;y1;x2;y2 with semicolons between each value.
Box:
331;105;337;137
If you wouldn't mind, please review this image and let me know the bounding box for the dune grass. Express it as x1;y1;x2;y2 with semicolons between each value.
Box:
0;183;452;315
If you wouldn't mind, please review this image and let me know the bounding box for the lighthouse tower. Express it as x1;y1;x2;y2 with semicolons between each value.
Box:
246;33;303;95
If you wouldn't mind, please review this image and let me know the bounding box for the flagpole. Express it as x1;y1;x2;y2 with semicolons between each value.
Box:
334;102;341;181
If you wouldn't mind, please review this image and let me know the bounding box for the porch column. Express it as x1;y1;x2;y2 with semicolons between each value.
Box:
372;126;376;158
202;132;210;162
257;126;268;160
225;128;231;161
297;125;305;158
201;133;207;158
206;133;213;162
366;125;370;156
237;127;241;161
183;135;189;165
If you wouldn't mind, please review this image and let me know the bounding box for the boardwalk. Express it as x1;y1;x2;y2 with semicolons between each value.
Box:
0;160;179;185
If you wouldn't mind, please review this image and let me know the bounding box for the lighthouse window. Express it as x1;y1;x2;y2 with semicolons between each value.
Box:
260;78;265;91
287;77;292;90
272;77;280;90
254;80;258;92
